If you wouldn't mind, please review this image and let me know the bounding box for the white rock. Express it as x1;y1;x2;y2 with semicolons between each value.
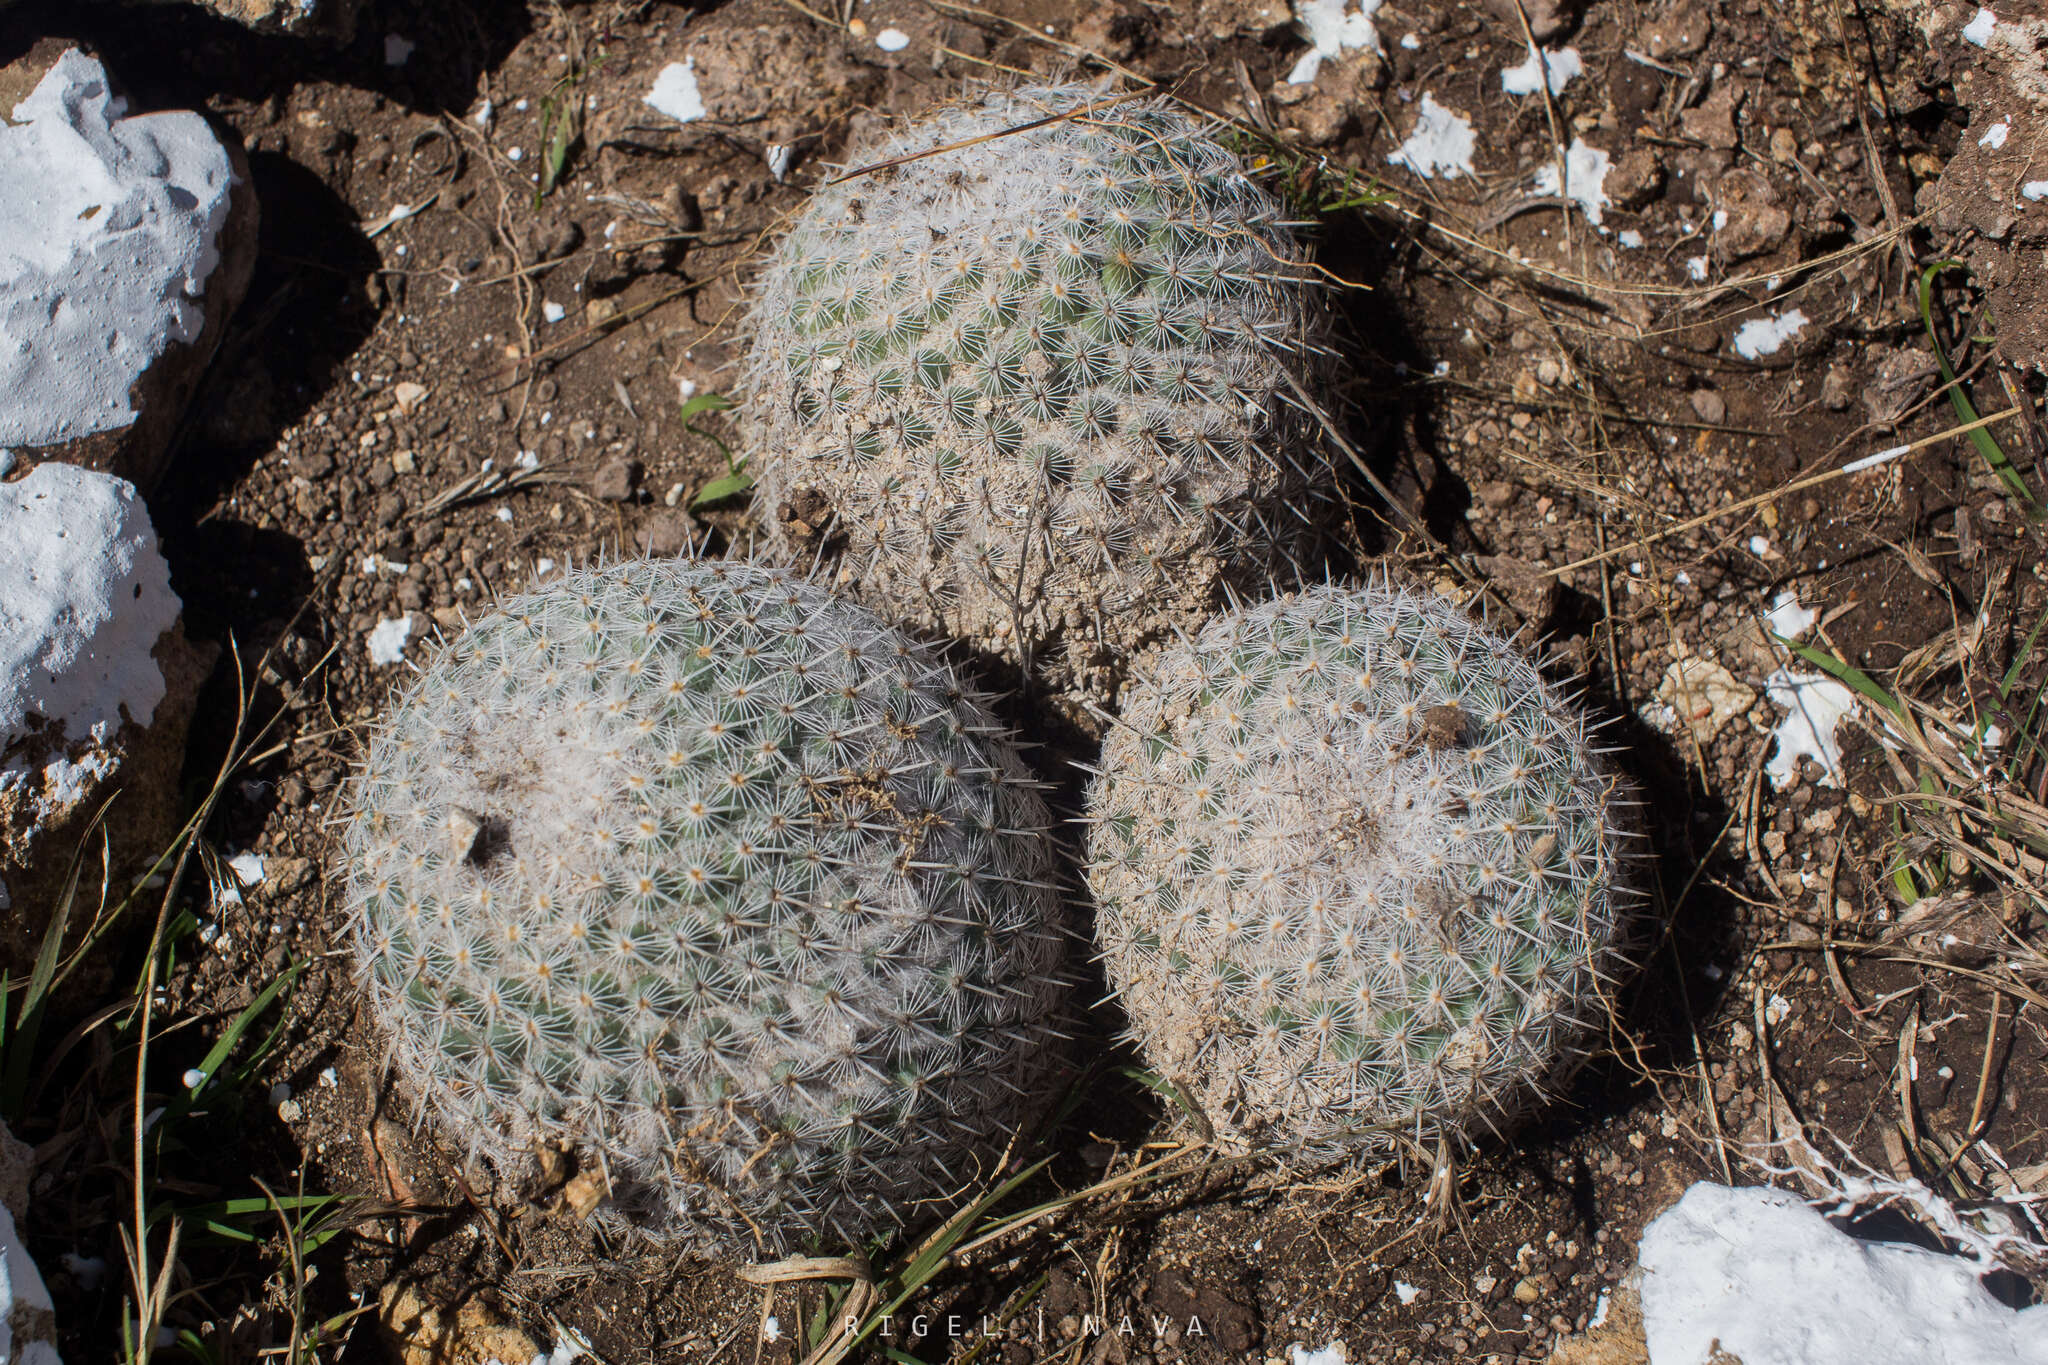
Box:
645;59;705;123
1962;7;1997;46
0;464;179;751
227;851;265;890
0;1121;58;1364
1981;121;2010;149
874;27;911;52
1764;589;1817;639
1641;1183;2048;1364
1387;93;1475;179
1288;0;1383;84
1765;670;1858;789
1732;309;1809;360
366;615;414;667
1532;138;1612;224
0;49;239;452
1502;46;1583;96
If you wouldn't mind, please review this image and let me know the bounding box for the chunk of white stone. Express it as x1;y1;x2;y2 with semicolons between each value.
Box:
1641;1183;2048;1364
0;463;180;750
0;49;239;450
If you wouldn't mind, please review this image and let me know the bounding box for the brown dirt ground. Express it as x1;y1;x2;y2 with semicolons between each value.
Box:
4;0;2047;1362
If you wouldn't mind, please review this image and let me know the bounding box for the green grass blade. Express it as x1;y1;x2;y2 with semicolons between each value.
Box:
168;963;302;1112
2;797;114;1118
691;468;754;507
1769;633;1904;715
1918;261;2041;512
679;392;736;422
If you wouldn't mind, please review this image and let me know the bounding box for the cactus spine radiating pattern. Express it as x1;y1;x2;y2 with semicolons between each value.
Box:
1086;584;1627;1151
743;83;1332;699
342;560;1069;1250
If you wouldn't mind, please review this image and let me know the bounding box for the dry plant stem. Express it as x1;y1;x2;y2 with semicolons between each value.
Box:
128;645;253;1363
1544;406;2025;577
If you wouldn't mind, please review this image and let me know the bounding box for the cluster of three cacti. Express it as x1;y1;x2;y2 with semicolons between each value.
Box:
342;85;1632;1253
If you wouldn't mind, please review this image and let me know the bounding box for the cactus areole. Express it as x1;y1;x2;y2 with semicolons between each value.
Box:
1086;584;1629;1152
743;84;1332;696
343;561;1068;1249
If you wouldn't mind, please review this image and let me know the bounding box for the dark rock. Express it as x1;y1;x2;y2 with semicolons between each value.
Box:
591;457;643;503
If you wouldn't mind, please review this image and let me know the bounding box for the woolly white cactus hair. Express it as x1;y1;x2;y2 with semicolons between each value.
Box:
340;558;1071;1250
741;82;1335;700
1085;581;1633;1153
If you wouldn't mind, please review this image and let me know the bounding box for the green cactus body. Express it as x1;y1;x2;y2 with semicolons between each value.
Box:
743;84;1331;699
342;560;1068;1249
1085;584;1628;1151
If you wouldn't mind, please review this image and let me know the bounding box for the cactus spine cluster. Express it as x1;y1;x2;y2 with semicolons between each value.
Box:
1084;583;1627;1151
742;83;1331;699
342;560;1069;1249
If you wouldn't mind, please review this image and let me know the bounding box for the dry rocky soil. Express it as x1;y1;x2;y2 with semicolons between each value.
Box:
5;0;2048;1361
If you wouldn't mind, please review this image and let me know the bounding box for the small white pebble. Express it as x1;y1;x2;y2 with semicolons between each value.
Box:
508;145;525;162
496;506;514;523
875;26;911;50
542;300;566;324
182;1068;207;1091
319;1067;339;1088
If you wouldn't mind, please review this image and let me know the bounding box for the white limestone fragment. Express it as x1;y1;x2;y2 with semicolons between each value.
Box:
1765;669;1858;788
1502;46;1583;96
874;27;910;52
1765;589;1818;639
1733;309;1809;359
0;49;239;449
1;464;179;751
1641;1183;2048;1364
1388;93;1474;179
645;59;705;123
1532;139;1612;224
1962;7;1997;45
1289;0;1384;84
366;615;414;667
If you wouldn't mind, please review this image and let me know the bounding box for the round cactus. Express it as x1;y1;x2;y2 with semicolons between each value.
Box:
1084;583;1629;1152
742;83;1332;700
341;560;1069;1250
